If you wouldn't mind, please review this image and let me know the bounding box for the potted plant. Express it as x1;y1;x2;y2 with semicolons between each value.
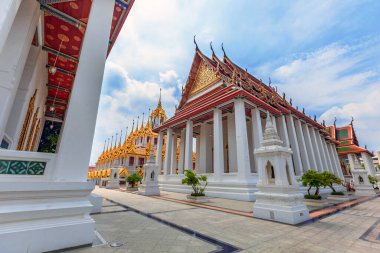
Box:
126;173;142;192
300;170;327;206
181;170;208;203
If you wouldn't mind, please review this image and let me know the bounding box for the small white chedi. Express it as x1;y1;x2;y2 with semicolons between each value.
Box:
253;112;310;224
106;167;121;189
138;150;160;196
351;155;376;196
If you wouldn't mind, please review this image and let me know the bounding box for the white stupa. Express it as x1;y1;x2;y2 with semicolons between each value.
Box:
138;149;160;196
351;154;376;196
253;112;310;224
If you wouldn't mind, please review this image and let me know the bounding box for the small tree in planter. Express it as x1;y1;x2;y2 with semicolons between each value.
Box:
181;170;208;201
300;170;323;200
368;175;379;189
321;171;344;195
127;173;142;189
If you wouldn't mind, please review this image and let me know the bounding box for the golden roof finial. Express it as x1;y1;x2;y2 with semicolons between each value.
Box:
102;139;106;154
118;129;122;147
158;88;162;107
140;112;145;130
110;136;114;150
136;116;139;133
124;126;128;141
130;119;135;134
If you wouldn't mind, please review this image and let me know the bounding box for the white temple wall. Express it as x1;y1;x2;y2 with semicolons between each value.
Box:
6;46;47;150
227;113;237;173
0;0;22;54
222;118;229;172
199;122;212;173
246;118;255;173
0;0;40;144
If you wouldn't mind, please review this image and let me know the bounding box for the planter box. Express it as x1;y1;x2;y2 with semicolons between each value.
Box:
127;187;138;192
327;194;350;202
186;195;209;203
304;198;328;207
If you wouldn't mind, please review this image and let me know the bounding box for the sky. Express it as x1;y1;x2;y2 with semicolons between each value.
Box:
89;0;380;165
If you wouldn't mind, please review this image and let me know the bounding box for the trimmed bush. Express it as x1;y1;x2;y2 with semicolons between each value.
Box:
331;191;344;196
181;170;208;196
190;192;205;197
304;194;322;200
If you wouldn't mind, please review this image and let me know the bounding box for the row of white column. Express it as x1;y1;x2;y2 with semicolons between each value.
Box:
348;152;376;177
285;115;344;178
155;99;344;180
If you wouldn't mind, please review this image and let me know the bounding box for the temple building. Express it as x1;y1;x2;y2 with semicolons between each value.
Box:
95;95;168;173
0;0;135;252
326;121;377;177
153;44;344;201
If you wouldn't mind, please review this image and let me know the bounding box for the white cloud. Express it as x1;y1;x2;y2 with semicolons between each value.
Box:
89;62;179;164
159;70;178;83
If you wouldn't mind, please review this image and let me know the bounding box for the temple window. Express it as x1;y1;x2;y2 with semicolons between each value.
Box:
129;157;134;166
154;138;157;145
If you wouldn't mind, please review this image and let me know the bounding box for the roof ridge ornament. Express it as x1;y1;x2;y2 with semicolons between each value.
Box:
221;43;226;57
350;116;354;126
210;41;215;56
193;35;199;50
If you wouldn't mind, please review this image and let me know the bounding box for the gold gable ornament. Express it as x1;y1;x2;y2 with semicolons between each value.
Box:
189;61;219;96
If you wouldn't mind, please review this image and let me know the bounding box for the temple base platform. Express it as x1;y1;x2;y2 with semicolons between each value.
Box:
0;181;95;253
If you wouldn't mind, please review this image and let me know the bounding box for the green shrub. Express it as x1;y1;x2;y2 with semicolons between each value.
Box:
321;171;343;193
300;170;324;197
127;173;142;188
331;191;344;196
304;194;322;200
368;175;378;186
181;170;208;196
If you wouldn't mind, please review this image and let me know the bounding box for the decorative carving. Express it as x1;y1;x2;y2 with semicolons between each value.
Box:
31;119;41;152
17;90;37;150
26;107;39;151
189;61;219;96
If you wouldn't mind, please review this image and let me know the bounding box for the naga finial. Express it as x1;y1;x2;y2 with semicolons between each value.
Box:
221;43;226;57
193;35;199;50
210;41;215;55
289;98;293;105
350;116;354;126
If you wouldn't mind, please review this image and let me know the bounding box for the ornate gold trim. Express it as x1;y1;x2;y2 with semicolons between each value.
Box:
31;118;41;152
26;107;39;151
17;90;36;150
189;61;219;97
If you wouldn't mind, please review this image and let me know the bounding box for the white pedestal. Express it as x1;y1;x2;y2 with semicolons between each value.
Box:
88;193;103;214
138;181;160;196
0;181;95;253
254;185;310;225
352;170;376;197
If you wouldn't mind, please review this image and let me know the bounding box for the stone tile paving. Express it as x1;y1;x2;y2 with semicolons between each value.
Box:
74;187;380;252
67;199;217;253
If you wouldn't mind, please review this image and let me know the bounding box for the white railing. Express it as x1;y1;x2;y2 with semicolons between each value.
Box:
0;149;56;182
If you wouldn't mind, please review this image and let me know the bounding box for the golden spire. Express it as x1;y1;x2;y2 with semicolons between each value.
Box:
118;129;122;147
146;108;151;128
114;133;118;149
140;113;145;130
110;135;114;150
102;139;106;154
130;120;135;135
158;88;162;107
124;126;128;142
135;116;139;133
106;138;110;152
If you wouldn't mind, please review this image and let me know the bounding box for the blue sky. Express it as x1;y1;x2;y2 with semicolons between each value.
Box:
89;0;380;165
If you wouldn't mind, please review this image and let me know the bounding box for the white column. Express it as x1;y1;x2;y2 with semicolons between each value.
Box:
310;128;323;172
326;142;338;176
362;152;376;176
0;0;39;142
199;122;212;173
286;115;303;176
178;129;186;173
53;0;115;181
163;128;173;175
0;0;22;53
347;153;356;172
251;108;263;173
213;108;224;179
195;136;200;172
323;140;335;174
294;119;310;172
184;120;193;170
277;115;290;147
317;134;329;172
156;131;163;171
330;143;344;179
170;134;178;174
227;113;237;173
302;123;317;170
234;100;251;180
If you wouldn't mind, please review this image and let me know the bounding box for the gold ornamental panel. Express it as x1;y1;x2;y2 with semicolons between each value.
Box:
189;61;220;97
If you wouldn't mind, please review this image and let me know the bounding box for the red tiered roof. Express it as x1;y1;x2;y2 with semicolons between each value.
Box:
41;0;135;120
326;124;371;155
155;47;324;132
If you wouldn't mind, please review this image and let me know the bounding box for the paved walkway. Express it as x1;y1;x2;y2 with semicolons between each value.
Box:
71;187;380;253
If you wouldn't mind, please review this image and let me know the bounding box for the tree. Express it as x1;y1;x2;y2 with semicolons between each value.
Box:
126;173;142;188
181;170;208;196
368;175;378;188
321;171;343;193
300;170;324;196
